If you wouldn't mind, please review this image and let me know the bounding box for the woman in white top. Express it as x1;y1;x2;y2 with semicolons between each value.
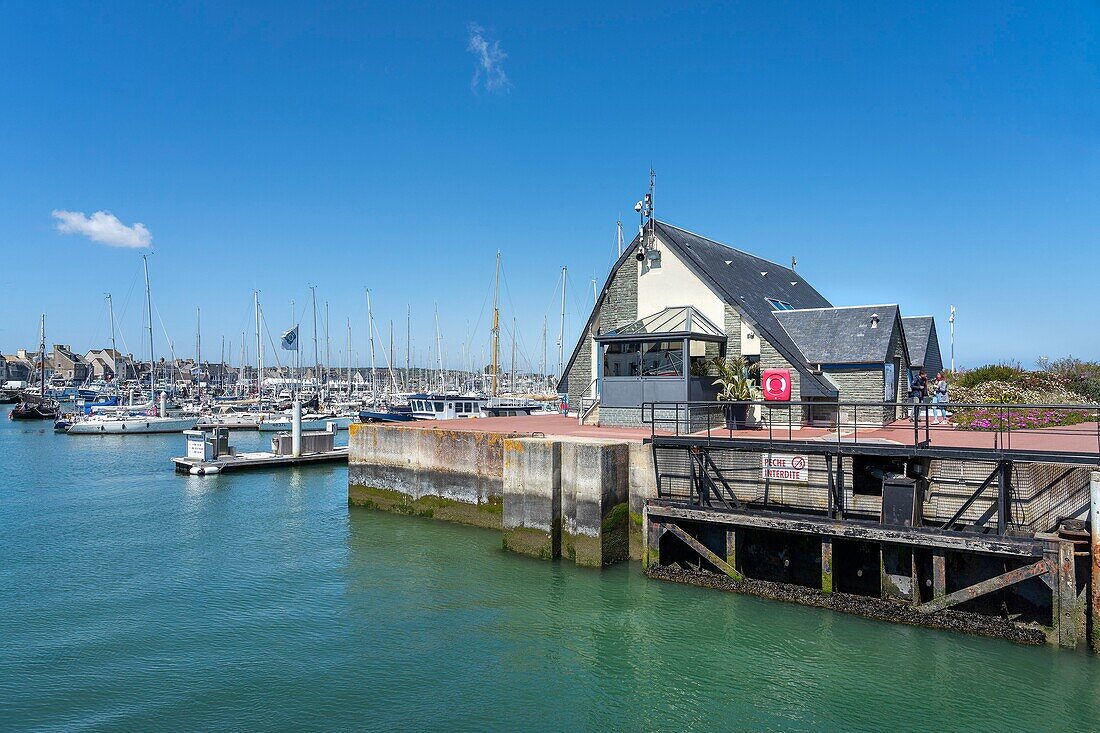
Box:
932;372;949;423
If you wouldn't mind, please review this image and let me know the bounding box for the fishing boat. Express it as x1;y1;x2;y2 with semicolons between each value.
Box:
10;315;59;421
11;394;60;421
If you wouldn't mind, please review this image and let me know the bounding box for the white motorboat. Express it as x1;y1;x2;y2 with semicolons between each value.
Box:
257;413;355;431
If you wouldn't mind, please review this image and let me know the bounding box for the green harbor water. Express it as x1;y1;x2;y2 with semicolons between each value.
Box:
1;406;1097;732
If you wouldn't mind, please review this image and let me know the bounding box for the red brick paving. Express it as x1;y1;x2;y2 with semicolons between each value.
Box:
401;412;1100;457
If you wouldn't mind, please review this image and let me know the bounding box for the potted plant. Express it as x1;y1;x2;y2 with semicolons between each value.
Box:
712;356;759;430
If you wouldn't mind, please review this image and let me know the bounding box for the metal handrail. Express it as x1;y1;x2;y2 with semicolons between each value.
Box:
641;399;1100;457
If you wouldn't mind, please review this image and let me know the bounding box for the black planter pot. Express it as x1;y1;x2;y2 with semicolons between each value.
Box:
722;402;751;430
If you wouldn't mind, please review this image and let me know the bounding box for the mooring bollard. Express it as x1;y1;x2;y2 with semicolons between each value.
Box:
292;401;302;458
1090;471;1100;654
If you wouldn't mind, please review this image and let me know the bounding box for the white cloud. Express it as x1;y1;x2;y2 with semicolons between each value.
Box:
467;23;509;93
51;209;152;249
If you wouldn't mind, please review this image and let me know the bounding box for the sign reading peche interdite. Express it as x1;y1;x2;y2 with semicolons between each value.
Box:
761;453;809;482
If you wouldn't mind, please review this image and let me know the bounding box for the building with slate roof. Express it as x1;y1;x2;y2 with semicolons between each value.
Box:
557;219;941;427
901;316;944;379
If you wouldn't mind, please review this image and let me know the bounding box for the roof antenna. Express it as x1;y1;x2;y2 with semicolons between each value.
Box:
617;215;624;257
791;256;797;271
634;168;656;261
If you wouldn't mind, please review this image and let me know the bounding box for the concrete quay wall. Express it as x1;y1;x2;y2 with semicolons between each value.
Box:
348;423;654;566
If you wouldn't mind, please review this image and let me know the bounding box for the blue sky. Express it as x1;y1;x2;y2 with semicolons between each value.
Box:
1;1;1098;371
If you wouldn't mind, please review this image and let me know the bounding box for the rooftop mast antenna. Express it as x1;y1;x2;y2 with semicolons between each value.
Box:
634;168;656;256
617;216;624;257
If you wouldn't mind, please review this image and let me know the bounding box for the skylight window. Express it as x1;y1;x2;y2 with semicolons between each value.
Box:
767;298;795;311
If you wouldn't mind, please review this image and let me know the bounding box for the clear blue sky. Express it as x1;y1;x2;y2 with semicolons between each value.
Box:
1;1;1097;371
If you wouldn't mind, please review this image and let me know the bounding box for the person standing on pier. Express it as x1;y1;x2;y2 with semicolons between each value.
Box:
909;369;929;422
931;372;948;424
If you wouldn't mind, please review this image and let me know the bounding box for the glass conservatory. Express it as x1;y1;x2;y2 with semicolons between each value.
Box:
596;306;727;408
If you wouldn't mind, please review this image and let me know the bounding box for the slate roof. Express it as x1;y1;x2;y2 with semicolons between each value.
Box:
650;221;838;396
774;305;901;364
901;316;934;368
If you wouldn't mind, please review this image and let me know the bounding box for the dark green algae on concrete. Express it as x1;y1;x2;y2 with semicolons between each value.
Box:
348;484;503;530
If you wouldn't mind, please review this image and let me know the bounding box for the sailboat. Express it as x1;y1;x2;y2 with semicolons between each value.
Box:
64;256;197;435
10;315;60;421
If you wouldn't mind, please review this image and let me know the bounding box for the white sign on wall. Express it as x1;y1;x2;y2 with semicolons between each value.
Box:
762;454;808;482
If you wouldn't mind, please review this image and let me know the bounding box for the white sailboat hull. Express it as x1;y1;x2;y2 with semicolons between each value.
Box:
66;416;198;434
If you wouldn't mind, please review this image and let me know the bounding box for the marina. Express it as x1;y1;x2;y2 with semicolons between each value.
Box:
5;4;1100;728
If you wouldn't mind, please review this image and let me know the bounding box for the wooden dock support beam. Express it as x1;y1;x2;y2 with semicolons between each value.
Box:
661;523;744;581
725;529;737;571
1056;540;1079;649
642;504;660;570
821;537;833;593
1090;471;1100;654
917;559;1051;615
932;548;946;599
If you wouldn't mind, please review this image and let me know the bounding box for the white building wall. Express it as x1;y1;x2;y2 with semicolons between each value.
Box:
636;236;725;329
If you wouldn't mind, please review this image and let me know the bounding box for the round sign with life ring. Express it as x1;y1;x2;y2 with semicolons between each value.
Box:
762;369;791;401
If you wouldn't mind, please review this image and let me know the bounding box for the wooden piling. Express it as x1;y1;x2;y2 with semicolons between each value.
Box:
821;536;833;593
1057;540;1079;649
1090;471;1100;654
932;548;946;599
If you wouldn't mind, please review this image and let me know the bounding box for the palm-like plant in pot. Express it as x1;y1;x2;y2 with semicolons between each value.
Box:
712;356;759;430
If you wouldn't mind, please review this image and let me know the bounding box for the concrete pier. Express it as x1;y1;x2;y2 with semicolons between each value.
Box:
560;440;630;567
349;422;640;566
346;413;1100;650
502;438;561;559
348;423;506;529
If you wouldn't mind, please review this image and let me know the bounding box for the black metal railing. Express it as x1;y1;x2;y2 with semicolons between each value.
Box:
641;399;1100;459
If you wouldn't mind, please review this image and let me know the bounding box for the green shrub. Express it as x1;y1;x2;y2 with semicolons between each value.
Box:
1049;357;1100;403
953;363;1025;388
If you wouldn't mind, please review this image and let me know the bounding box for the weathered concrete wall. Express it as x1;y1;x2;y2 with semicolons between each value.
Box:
349;423;653;566
502;437;561;559
561;439;631;567
628;442;657;560
347;423;506;529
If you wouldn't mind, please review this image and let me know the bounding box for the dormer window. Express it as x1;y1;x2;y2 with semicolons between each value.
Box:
766;298;795;311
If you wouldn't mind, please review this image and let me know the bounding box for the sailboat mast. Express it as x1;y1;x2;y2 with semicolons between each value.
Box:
366;289;377;404
310;286;319;385
434;304;444;392
557;266;567;383
143;254;155;401
254;291;262;400
106;293;117;359
491;250;500;396
325;300;331;390
405;305;411;392
346;318;351;397
39;313;45;397
510;317;516;394
196;307;201;365
541;316;547;393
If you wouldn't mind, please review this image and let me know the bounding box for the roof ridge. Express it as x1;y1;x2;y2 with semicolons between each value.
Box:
779;303;899;313
654;219;796;274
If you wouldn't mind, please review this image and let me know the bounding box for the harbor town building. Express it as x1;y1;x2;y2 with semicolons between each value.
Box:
558;220;941;428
